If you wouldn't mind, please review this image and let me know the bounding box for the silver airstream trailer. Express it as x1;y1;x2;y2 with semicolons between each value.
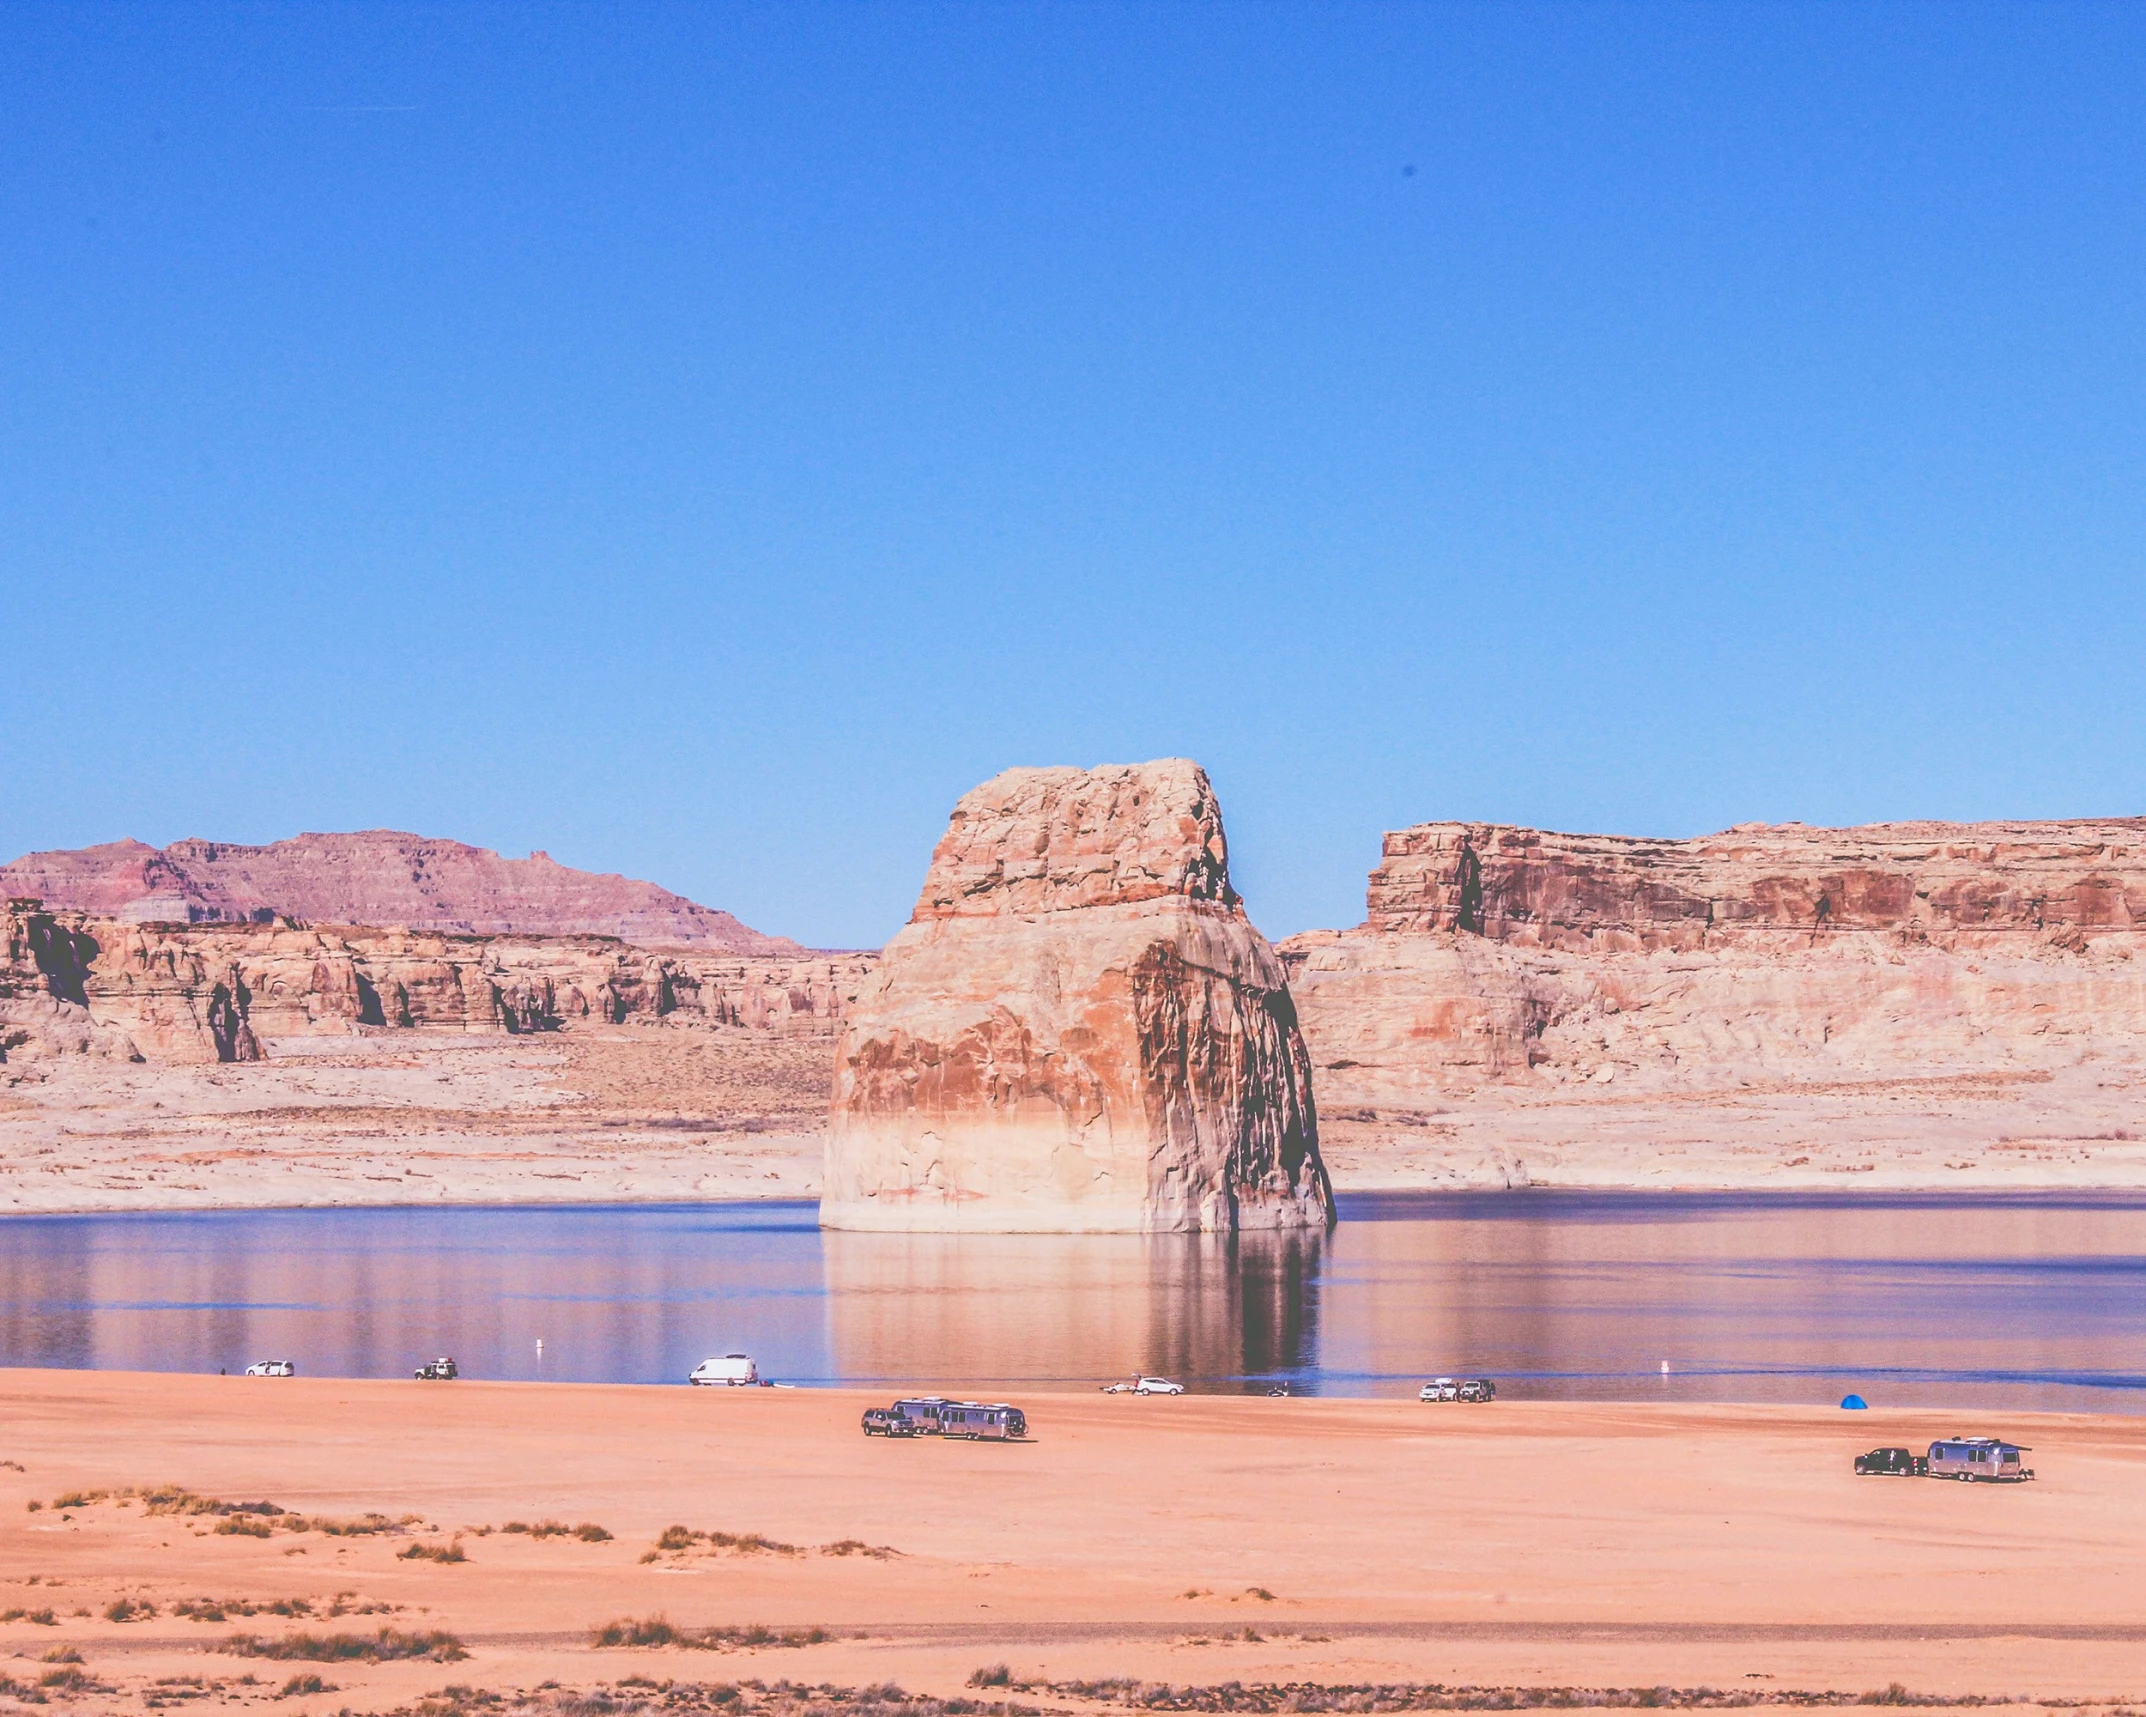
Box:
1927;1436;2033;1481
939;1401;1028;1440
891;1396;952;1433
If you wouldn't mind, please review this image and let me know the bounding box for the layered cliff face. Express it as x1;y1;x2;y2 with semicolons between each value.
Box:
1;832;803;954
1366;819;2146;949
0;902;869;1067
825;761;1330;1234
1282;817;2146;1108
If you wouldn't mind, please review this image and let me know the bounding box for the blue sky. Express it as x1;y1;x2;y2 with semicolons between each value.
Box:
4;3;2143;949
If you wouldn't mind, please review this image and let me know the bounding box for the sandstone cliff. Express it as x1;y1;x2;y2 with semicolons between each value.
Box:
1283;817;2146;1110
824;761;1330;1233
1;832;803;954
0;901;869;1067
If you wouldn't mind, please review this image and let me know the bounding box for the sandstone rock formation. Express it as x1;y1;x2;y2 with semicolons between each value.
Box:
1364;819;2146;948
0;900;869;1067
1282;817;2146;1109
1;833;803;954
824;761;1330;1233
1;904;142;1064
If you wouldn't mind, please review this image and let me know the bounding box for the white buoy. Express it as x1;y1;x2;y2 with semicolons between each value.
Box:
1661;1360;1670;1374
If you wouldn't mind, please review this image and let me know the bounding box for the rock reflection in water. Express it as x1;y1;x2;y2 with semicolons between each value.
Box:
820;1226;1321;1389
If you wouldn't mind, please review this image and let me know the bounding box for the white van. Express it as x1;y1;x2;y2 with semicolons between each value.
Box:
689;1353;760;1387
243;1359;295;1377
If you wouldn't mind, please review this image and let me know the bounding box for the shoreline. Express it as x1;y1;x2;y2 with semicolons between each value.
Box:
2;1374;2142;1711
8;1025;2146;1217
7;1181;2146;1221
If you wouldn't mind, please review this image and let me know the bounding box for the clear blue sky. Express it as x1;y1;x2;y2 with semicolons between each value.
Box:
4;4;2142;949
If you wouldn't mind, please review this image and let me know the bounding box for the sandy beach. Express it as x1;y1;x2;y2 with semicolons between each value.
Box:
1;1371;2141;1713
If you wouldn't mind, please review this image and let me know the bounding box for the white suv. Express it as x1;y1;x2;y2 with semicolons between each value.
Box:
1132;1376;1184;1396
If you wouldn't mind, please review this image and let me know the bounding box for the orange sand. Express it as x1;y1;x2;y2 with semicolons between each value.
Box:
1;1371;2141;1711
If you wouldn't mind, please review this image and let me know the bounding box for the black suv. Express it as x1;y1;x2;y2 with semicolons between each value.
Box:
1854;1446;1926;1476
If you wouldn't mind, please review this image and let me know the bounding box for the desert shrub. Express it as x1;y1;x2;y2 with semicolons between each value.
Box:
969;1665;1013;1688
176;1596;320;1622
588;1618;832;1652
307;1512;411;1536
219;1626;467;1662
39;1646;81;1664
216;1516;273;1537
709;1532;800;1556
575;1522;614;1541
690;1626;832;1649
398;1539;468;1563
277;1672;337;1698
105;1597;158;1621
591;1616;677;1648
820;1540;901;1559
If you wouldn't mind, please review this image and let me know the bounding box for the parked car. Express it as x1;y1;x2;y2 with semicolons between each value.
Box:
939;1401;1028;1440
861;1407;918;1437
1100;1380;1137;1394
1854;1446;1927;1476
1927;1437;2033;1482
688;1353;760;1387
1457;1378;1497;1402
1420;1378;1458;1402
414;1357;459;1381
1131;1377;1184;1396
243;1359;294;1377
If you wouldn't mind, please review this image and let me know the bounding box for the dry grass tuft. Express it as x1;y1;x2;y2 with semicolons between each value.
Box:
218;1626;467;1663
589;1616;836;1652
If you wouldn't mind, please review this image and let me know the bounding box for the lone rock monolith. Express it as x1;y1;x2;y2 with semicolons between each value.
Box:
823;760;1332;1232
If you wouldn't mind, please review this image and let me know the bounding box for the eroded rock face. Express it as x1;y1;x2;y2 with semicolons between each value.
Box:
1283;816;2146;1110
824;761;1330;1233
1;904;142;1064
0;832;804;954
1366;819;2146;950
0;902;870;1066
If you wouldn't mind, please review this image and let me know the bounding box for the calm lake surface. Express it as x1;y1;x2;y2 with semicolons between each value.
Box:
3;1191;2143;1411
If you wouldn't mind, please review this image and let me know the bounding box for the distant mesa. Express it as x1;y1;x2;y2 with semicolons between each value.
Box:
823;759;1332;1234
0;831;802;955
1281;813;2146;1117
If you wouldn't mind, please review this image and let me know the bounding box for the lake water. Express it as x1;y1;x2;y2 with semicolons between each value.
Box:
3;1191;2143;1411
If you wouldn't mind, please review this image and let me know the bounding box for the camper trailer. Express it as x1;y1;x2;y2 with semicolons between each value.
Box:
939;1401;1028;1440
1927;1437;2033;1481
891;1396;952;1433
